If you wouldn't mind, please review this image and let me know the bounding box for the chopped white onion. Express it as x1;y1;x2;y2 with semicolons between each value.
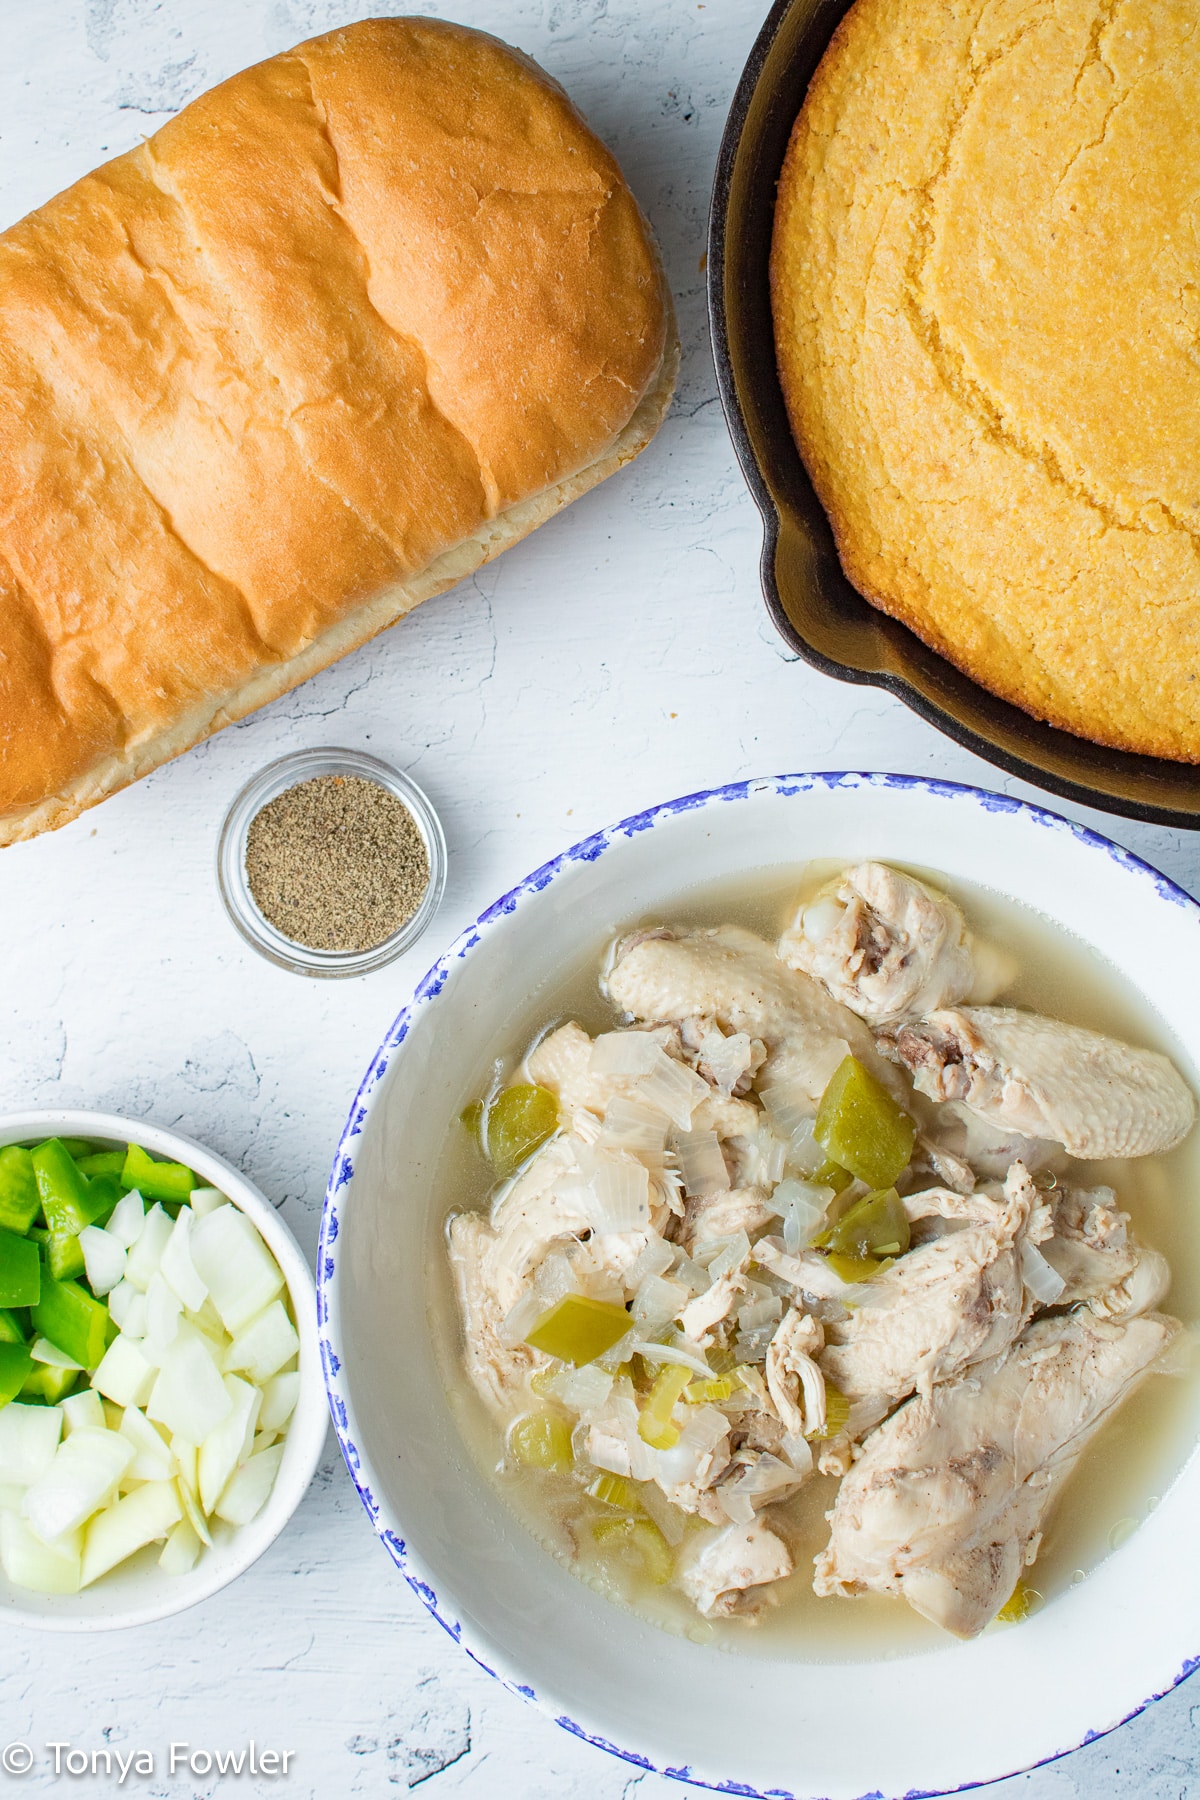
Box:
769;1179;834;1255
673;1130;730;1198
105;1189;146;1249
0;1404;63;1486
259;1371;301;1436
159;1516;202;1576
91;1334;156;1410
573;1146;650;1235
0;1510;81;1594
631;1274;690;1337
222;1300;300;1385
589;1032;662;1076
145;1272;183;1360
625;1236;675;1289
629;1339;713;1379
105;1279;140;1334
499;1290;545;1348
186;1186;226;1219
60;1390;106;1436
198;1375;261;1514
31;1338;83;1371
548;1363;613;1416
118;1406;176;1482
146;1327;233;1444
599;1097;669;1163
532;1252;578;1306
1021;1238;1067;1306
634;1050;710;1131
696;1029;754;1097
703;1230;751;1283
159;1208;208;1313
23;1429;134;1545
124;1203;174;1293
190;1207;284;1334
214;1443;283;1526
78;1226;127;1297
80;1480;182;1588
758;1082;816;1143
653;1405;729;1486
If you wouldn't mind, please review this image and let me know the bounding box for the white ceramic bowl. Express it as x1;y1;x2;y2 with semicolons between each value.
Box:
319;773;1200;1798
0;1109;326;1631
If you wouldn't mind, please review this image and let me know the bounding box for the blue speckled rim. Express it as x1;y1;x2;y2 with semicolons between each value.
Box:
317;772;1200;1799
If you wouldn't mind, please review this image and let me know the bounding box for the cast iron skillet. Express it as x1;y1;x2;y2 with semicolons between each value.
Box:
708;0;1200;829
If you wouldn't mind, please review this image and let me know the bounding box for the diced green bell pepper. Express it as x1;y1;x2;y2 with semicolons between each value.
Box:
815;1057;917;1190
81;1173;121;1228
484;1086;558;1180
19;1363;77;1404
0;1309;25;1346
121;1142;195;1202
75;1150;126;1180
31;1276;111;1371
826;1249;893;1283
45;1232;86;1284
524;1293;630;1366
32;1138;104;1235
0;1228;41;1308
825;1187;911;1261
0;1341;34;1408
56;1139;95;1158
0;1146;39;1234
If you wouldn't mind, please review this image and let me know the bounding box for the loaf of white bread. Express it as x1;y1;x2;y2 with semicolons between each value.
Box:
0;18;676;844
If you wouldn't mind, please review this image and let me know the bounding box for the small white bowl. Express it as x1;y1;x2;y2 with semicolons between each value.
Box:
320;772;1200;1800
0;1110;326;1631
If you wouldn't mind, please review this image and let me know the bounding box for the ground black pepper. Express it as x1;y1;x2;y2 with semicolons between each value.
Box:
244;774;430;953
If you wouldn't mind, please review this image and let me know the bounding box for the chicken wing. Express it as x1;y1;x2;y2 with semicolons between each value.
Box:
882;1007;1195;1158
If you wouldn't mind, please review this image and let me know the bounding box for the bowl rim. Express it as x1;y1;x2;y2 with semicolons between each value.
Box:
318;770;1200;1797
0;1107;326;1632
706;0;1200;831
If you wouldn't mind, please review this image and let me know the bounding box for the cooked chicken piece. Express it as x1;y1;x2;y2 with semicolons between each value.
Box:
1039;1184;1137;1307
821;1164;1044;1408
449;1139;595;1417
882;1007;1195;1159
779;862;1014;1027
525;1020;676;1116
605;924;901;1101
679;1018;767;1096
815;1309;1180;1637
909;1135;976;1195
1090;1246;1171;1321
766;1308;826;1435
690;1093;761;1141
677;1185;775;1254
677;1516;794;1619
680;1271;748;1343
448;1212;541;1416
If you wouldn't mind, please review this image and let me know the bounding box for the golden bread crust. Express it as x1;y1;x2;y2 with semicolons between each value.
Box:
771;0;1200;762
0;18;675;842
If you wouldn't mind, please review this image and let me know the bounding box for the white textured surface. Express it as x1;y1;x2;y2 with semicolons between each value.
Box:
1;2;1198;1795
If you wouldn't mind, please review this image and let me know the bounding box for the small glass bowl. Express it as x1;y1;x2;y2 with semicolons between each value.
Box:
217;748;447;978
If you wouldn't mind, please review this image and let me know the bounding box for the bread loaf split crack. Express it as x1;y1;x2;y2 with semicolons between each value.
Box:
0;17;677;844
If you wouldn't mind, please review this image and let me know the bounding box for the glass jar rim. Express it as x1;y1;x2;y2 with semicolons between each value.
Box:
216;747;447;977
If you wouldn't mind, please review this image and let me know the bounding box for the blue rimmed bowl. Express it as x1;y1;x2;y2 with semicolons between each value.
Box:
318;773;1200;1799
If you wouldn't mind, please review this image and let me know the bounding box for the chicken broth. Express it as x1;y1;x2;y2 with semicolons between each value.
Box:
430;862;1200;1661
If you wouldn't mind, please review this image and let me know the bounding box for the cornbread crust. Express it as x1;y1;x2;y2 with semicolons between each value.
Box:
771;0;1200;761
0;19;676;844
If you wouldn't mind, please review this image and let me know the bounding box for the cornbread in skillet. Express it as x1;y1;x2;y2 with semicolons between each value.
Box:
0;18;676;845
771;0;1200;761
